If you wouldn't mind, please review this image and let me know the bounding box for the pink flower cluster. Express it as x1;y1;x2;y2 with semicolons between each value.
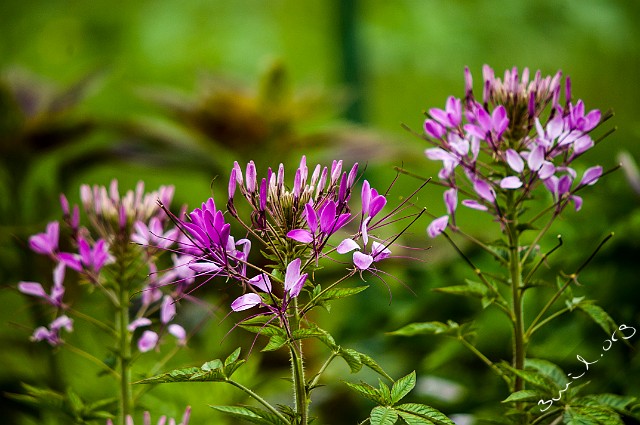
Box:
424;66;605;237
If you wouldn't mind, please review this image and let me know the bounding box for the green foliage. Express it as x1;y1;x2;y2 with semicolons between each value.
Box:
135;348;245;384
345;371;455;425
7;384;116;424
210;406;287;425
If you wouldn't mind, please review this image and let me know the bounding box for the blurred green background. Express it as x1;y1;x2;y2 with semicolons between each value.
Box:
1;1;639;424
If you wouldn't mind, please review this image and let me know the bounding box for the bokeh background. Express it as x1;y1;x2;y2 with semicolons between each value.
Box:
1;1;639;424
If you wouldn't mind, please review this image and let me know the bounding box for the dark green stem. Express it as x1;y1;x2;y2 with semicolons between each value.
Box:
115;247;133;425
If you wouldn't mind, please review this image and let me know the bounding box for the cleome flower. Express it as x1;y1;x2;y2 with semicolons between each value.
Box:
423;65;606;237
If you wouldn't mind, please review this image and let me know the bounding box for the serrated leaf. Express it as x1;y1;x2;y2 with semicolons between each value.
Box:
525;359;569;389
503;365;558;394
395;403;455;425
65;388;84;414
388;321;457;337
344;381;387;405
338;348;363;373
502;390;543;403
320;286;369;301
201;359;224;371
240;324;288;338
576;394;637;414
135;367;201;384
223;359;246;379
391;371;416;404
371;406;398;425
262;335;288;352
359;352;393;381
379;380;392;404
211;405;285;425
291;327;327;341
576;303;618;337
564;405;623;425
435;281;486;298
225;347;242;366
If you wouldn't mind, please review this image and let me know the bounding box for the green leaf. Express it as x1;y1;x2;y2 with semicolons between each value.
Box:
239;323;288;338
344;381;387;405
225;347;242;365
135;367;202;384
291;327;328;341
575;394;637;414
502;390;543;403
370;406;398;425
338;348;363;373
320;285;369;301
503;365;558;394
262;335;288;352
388;321;457;337
359;352;393;381
563;405;623;425
434;280;486;298
576;303;618;337
525;359;569;389
391;371;416;404
211;405;286;425
395;403;455;425
378;380;392;405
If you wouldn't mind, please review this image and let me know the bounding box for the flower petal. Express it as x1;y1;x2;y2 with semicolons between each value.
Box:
231;293;262;311
287;229;314;243
353;251;374;270
336;238;360;254
500;176;523;189
427;215;449;238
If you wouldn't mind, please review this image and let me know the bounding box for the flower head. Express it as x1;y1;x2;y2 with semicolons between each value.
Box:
423;65;605;236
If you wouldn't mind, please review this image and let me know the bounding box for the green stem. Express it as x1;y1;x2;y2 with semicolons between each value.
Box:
505;194;526;407
308;352;338;390
226;379;290;423
115;246;133;425
289;297;308;425
527;307;570;338
458;337;511;387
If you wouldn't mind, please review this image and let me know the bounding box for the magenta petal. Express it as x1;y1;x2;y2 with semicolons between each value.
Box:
337;238;360;254
579;166;602;186
304;203;318;233
161;296;176;324
58;253;83;272
371;241;391;261
505;149;524;173
168;324;187;344
231;293;262;311
368;195;387;218
138;330;159;352
528;145;546;171
353;251;374;270
462;200;489;211
287;229;314;243
571;195;583;211
539;162;556;180
319;201;337;234
18;282;47;298
189;262;222;273
249;273;272;293
288;273;307;298
427;215;449;238
500;176;523;189
444;188;457;215
128;317;152;331
284;258;302;293
473;179;496;202
361;180;371;214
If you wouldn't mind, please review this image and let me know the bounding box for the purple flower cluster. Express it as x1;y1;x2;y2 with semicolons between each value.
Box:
424;65;605;237
163;156;403;322
18;180;187;350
